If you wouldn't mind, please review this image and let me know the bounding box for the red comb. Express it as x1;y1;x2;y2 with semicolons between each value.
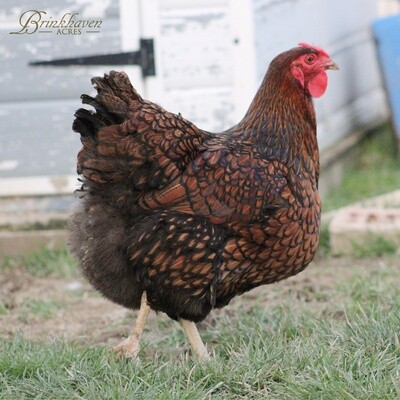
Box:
298;42;330;58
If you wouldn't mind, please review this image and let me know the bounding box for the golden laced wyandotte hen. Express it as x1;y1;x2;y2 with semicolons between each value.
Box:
69;43;338;359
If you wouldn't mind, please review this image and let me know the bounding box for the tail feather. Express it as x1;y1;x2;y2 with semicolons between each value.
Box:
73;71;142;138
91;71;138;105
72;70;205;190
80;94;118;125
91;71;141;116
73;109;106;138
72;71;143;186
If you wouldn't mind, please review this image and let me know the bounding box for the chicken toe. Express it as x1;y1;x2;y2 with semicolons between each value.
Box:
113;336;141;358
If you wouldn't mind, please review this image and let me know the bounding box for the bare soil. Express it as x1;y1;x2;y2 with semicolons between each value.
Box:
1;256;398;348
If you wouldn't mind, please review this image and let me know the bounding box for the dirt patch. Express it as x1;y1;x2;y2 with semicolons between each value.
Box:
0;268;129;345
1;256;399;347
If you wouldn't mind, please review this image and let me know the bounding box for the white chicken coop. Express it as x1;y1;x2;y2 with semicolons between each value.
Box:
0;0;390;197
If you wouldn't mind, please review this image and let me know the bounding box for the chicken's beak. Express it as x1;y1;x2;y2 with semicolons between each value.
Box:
325;60;339;70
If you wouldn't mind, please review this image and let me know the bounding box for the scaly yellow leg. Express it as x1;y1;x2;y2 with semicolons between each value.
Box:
113;292;150;358
179;318;210;360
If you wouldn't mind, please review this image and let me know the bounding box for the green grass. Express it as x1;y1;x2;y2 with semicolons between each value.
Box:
1;259;400;399
1;305;399;398
323;124;400;211
1;247;77;279
23;299;64;319
0;219;67;232
317;222;331;256
349;235;398;258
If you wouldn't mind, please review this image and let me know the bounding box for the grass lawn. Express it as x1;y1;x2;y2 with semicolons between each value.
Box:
1;250;400;399
323;124;400;211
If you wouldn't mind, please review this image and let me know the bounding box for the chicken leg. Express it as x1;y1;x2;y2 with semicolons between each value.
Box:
113;291;150;358
179;318;210;360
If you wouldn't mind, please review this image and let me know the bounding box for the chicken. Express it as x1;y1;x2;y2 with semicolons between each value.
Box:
69;43;338;359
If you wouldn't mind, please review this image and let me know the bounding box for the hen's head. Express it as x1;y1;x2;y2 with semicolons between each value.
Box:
289;43;338;98
269;43;338;98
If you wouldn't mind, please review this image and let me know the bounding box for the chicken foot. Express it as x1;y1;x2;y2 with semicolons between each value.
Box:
179;318;210;360
112;291;209;359
113;291;150;358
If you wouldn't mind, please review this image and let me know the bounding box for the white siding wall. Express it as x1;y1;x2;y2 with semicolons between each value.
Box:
0;0;121;193
154;0;236;131
378;0;400;15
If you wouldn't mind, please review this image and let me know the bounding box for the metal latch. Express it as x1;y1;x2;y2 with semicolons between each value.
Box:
29;38;156;77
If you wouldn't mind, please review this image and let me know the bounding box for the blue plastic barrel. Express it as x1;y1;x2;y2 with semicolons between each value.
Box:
373;14;400;145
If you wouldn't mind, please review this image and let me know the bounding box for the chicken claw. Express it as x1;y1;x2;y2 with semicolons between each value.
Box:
113;336;141;358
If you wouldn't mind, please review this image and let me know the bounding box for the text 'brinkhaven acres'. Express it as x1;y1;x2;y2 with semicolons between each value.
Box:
10;10;102;35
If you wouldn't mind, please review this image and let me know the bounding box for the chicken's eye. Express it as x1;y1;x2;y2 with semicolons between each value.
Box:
306;55;315;64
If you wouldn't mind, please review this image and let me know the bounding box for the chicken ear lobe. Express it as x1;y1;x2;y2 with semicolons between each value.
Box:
290;65;304;88
307;70;328;98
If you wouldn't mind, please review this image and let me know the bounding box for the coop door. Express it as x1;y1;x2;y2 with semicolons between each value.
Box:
123;0;249;132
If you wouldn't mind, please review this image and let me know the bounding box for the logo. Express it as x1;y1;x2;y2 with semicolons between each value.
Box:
10;10;102;35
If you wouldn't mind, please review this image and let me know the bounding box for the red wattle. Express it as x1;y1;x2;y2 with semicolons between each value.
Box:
308;71;328;98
